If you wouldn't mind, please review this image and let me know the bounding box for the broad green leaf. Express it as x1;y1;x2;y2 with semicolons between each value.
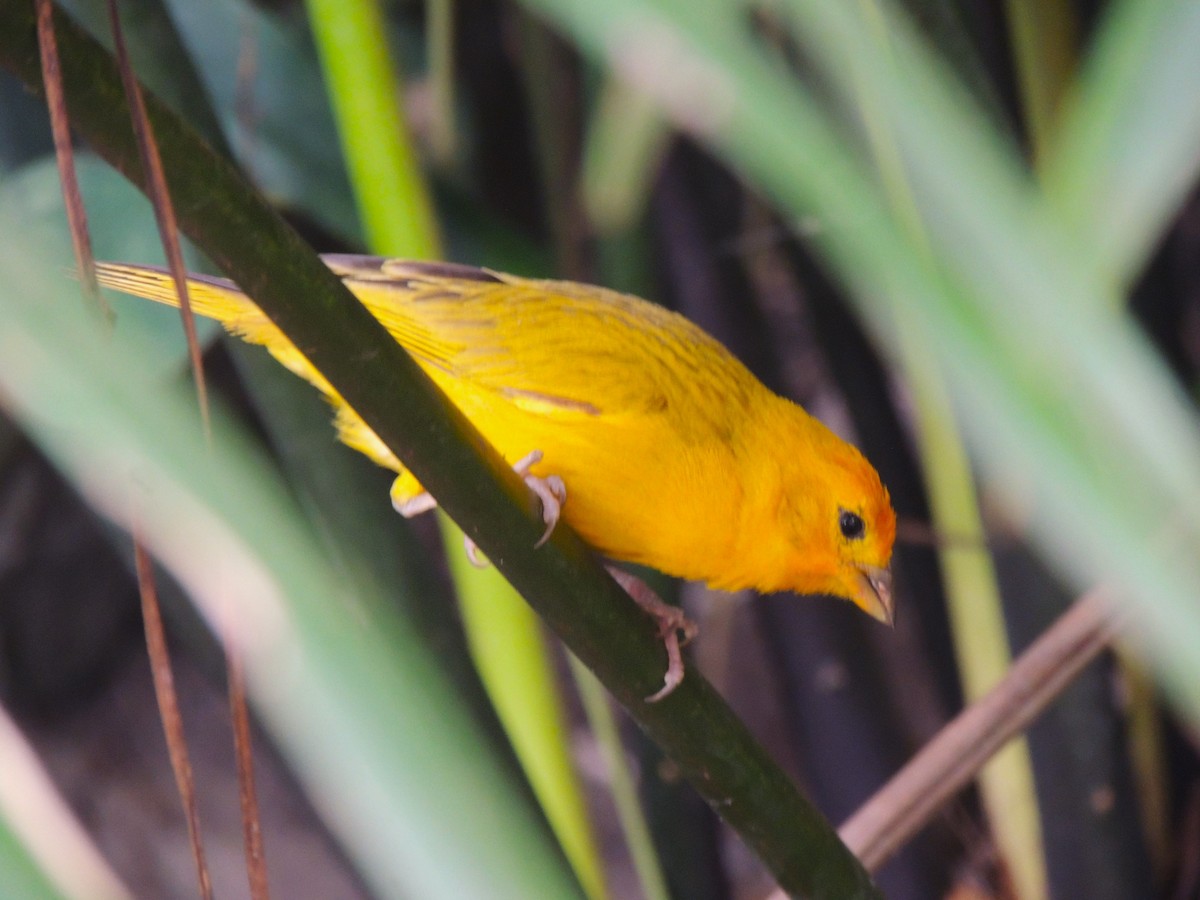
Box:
0;229;583;900
1044;0;1200;288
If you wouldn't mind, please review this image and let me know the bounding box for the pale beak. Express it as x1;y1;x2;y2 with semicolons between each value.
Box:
852;564;894;626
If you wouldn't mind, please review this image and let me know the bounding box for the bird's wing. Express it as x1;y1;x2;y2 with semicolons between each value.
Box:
325;256;762;436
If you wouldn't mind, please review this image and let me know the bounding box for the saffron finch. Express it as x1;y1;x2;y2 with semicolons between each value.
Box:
95;257;896;693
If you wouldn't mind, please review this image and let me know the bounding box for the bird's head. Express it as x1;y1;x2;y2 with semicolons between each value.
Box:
796;448;892;624
739;410;897;623
823;468;896;625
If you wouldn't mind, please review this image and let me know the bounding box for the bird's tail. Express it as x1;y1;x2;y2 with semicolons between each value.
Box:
94;261;375;464
94;262;279;346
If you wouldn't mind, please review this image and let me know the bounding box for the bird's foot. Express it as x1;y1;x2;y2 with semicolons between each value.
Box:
396;450;566;566
606;567;698;702
511;450;567;547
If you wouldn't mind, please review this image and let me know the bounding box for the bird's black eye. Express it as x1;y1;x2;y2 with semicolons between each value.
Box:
839;509;865;540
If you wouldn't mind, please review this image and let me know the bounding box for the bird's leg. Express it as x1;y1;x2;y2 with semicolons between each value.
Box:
606;566;698;702
392;450;567;565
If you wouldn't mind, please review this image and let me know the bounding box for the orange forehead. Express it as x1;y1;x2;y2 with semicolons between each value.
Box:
830;442;895;553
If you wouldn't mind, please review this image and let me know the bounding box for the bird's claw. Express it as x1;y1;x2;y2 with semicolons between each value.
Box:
512;450;567;547
394;491;437;518
398;450;566;567
463;535;489;568
606;566;698;702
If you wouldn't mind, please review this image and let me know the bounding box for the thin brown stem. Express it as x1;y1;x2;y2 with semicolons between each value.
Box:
839;589;1124;871
105;6;269;893
228;648;270;899
104;0;210;441
34;0;108;321
133;533;213;900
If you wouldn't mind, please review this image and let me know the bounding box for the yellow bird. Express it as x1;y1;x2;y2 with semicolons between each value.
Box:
95;257;896;694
